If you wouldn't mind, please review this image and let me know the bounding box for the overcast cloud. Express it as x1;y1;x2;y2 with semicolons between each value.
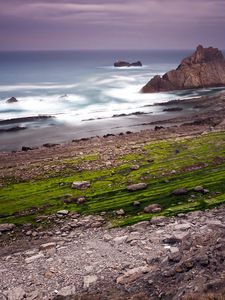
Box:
0;0;224;50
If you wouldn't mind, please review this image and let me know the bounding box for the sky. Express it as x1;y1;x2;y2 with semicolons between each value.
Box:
0;0;225;50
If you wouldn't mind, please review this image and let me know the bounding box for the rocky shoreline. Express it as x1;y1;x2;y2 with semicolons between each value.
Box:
1;205;225;299
2;91;225;299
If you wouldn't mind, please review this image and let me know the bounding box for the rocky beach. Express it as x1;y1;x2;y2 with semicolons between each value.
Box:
1;45;225;299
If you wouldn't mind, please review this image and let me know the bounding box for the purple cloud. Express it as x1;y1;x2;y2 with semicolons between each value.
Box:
0;0;224;50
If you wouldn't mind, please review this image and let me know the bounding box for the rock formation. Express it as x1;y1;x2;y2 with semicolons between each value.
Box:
141;45;225;93
114;60;142;67
6;96;18;103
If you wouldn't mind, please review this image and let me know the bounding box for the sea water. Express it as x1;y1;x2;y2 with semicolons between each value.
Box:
0;49;224;150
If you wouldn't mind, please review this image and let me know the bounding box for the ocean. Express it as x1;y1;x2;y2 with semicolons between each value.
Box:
0;49;224;150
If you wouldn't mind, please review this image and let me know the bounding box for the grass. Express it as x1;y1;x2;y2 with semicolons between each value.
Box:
1;131;225;226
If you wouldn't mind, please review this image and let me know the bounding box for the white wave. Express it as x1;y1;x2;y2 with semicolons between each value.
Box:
0;83;78;92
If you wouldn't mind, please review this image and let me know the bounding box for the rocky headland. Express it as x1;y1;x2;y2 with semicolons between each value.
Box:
141;45;225;93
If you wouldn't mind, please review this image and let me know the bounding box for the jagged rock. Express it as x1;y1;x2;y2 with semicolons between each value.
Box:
71;181;90;189
0;223;16;233
114;60;142;67
144;204;162;213
127;183;147;191
6;97;18;103
141;45;225;93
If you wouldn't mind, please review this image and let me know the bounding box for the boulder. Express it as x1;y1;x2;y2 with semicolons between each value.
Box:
141;45;225;93
114;60;142;67
144;204;162;213
172;188;188;196
127;183;147;191
6;97;18;103
71;181;90;189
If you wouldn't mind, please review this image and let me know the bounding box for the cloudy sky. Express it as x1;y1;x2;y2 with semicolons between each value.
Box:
0;0;225;50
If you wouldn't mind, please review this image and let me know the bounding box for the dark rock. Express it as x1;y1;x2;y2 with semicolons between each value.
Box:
21;146;35;151
154;126;164;131
163;107;183;112
162;237;181;245
114;60;142;67
6;96;18;103
43;143;59;148
144;204;162;213
0;126;26;133
172;188;188;196
0;115;53;125
141;45;225;93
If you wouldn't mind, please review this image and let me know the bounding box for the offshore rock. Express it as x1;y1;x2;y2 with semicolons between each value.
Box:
6;97;18;103
114;60;142;67
141;45;225;93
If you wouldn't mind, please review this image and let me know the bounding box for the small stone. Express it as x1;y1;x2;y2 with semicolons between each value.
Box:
113;235;128;244
83;275;98;288
57;210;69;216
131;165;140;170
194;186;204;192
127;183;147;191
150;216;166;225
71;181;90;189
25;253;44;264
57;286;76;297
133;201;140;206
76;197;86;204
144;204;162;213
172;188;188;196
39;242;56;251
7;287;25;300
0;223;16;233
174;223;191;231
116;209;125;216
116;266;151;285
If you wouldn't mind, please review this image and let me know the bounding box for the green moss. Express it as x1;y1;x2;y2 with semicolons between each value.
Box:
2;131;225;226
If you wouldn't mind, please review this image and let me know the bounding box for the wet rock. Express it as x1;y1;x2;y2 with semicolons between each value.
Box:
6;97;18;103
71;181;91;189
144;204;162;213
114;60;142;67
127;183;147;191
0;223;16;233
172;188;188;196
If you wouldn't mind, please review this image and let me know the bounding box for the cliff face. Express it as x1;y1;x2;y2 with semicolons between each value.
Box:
141;45;225;93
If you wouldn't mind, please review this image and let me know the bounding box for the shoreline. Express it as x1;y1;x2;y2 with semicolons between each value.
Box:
1;90;225;152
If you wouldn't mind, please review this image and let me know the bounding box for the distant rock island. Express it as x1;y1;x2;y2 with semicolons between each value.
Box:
114;60;142;67
141;45;225;93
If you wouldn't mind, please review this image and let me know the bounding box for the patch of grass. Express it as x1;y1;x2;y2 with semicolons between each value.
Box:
1;131;225;226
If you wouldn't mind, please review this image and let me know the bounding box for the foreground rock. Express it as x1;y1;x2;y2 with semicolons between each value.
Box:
114;60;142;67
141;45;225;93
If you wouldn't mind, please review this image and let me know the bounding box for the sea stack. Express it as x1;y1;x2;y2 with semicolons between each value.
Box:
141;45;225;93
114;60;142;67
